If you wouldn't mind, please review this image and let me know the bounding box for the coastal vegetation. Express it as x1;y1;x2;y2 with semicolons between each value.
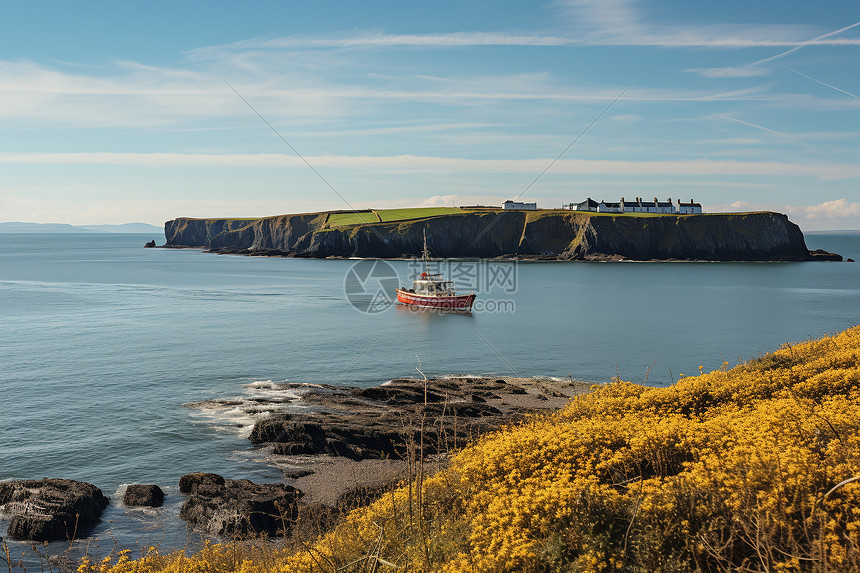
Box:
76;325;860;572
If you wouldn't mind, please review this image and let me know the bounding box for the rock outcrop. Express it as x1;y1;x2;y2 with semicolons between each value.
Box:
0;479;109;541
163;210;835;261
246;377;586;461
123;484;164;507
178;474;302;538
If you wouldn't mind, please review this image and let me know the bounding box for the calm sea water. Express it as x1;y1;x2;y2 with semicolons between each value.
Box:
1;233;858;558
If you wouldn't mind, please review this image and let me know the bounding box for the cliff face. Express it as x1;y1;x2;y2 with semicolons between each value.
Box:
164;211;819;261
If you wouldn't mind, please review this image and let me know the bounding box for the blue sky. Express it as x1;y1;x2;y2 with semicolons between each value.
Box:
0;0;858;230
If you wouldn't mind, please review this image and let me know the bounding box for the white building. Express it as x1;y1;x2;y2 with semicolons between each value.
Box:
621;197;676;214
598;200;623;213
568;197;703;214
676;199;703;214
503;200;537;210
571;198;598;211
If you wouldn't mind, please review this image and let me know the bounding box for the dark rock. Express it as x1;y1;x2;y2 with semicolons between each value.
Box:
0;479;109;541
178;474;302;538
808;248;843;261
243;376;589;462
143;240;156;248
248;415;294;443
283;469;314;479
352;385;445;404
123;484;164;507
179;473;225;494
251;417;403;460
847;258;855;263
271;442;320;456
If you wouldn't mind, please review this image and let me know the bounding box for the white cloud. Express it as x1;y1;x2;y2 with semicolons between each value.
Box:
420;194;460;207
789;198;860;220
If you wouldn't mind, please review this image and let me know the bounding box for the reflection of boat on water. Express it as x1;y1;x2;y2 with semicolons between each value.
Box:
395;230;476;312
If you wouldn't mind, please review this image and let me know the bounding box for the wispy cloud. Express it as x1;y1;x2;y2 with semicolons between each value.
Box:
2;59;817;130
789;68;860;100
193;31;574;53
686;67;769;79
746;20;860;67
2;152;858;180
715;114;792;139
555;0;860;49
191;27;860;54
187;3;860;56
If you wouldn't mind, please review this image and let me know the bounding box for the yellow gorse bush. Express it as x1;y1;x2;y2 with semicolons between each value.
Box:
83;326;860;572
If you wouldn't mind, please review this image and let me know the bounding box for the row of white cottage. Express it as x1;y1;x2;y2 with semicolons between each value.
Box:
567;197;703;215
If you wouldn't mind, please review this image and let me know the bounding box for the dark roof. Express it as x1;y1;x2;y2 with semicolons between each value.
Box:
576;198;599;207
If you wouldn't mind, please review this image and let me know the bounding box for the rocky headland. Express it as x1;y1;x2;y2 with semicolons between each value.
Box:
162;210;842;262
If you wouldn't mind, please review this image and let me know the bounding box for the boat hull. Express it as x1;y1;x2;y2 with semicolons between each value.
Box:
395;289;476;311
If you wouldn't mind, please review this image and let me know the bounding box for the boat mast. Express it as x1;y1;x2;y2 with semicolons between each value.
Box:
423;228;431;274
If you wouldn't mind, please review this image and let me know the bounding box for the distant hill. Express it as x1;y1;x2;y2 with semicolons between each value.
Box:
0;222;162;234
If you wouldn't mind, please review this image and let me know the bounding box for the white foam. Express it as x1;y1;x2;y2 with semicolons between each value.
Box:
184;379;309;437
242;379;281;389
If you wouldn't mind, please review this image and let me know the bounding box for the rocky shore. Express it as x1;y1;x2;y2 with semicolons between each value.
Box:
244;376;590;505
1;376;587;542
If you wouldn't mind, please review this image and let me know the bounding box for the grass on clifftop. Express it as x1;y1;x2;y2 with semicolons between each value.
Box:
79;326;860;573
327;207;467;227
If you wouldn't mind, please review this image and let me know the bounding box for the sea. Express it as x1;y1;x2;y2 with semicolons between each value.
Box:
1;232;859;562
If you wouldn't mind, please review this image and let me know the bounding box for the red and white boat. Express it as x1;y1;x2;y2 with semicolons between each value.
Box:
395;230;476;312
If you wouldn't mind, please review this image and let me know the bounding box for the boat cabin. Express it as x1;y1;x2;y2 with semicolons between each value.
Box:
407;273;456;296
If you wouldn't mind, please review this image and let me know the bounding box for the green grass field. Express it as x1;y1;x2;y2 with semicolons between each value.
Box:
323;206;722;228
326;207;466;227
375;206;463;222
325;210;378;226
